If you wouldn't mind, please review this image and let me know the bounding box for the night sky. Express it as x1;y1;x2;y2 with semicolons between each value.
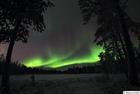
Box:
0;0;140;68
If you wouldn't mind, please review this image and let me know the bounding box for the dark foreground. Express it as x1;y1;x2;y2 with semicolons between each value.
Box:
0;74;140;94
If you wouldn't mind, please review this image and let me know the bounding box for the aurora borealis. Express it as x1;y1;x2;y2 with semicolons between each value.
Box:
6;0;140;69
23;45;105;68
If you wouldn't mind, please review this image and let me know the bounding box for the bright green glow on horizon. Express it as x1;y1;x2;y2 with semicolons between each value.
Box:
23;57;44;68
23;45;105;68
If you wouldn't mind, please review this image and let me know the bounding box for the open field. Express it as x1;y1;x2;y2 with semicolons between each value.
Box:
0;74;140;94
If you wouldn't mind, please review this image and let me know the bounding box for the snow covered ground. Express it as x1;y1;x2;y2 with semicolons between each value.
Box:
1;74;140;94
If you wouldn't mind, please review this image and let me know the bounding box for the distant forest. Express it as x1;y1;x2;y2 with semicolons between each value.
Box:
1;54;140;75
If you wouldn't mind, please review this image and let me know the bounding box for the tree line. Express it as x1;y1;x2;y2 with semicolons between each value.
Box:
79;0;140;85
0;0;54;94
1;54;140;75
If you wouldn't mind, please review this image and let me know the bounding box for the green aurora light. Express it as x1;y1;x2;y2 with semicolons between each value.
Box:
23;45;105;68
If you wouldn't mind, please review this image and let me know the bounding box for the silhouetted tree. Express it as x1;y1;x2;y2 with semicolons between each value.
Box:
0;54;4;76
79;0;140;85
0;0;54;94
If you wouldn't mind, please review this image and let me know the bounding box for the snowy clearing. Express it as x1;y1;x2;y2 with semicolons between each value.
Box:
0;74;140;94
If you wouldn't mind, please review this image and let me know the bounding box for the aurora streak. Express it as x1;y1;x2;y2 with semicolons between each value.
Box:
23;45;105;68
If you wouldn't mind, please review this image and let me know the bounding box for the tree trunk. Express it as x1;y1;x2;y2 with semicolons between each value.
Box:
118;32;129;78
116;2;138;85
1;39;15;94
